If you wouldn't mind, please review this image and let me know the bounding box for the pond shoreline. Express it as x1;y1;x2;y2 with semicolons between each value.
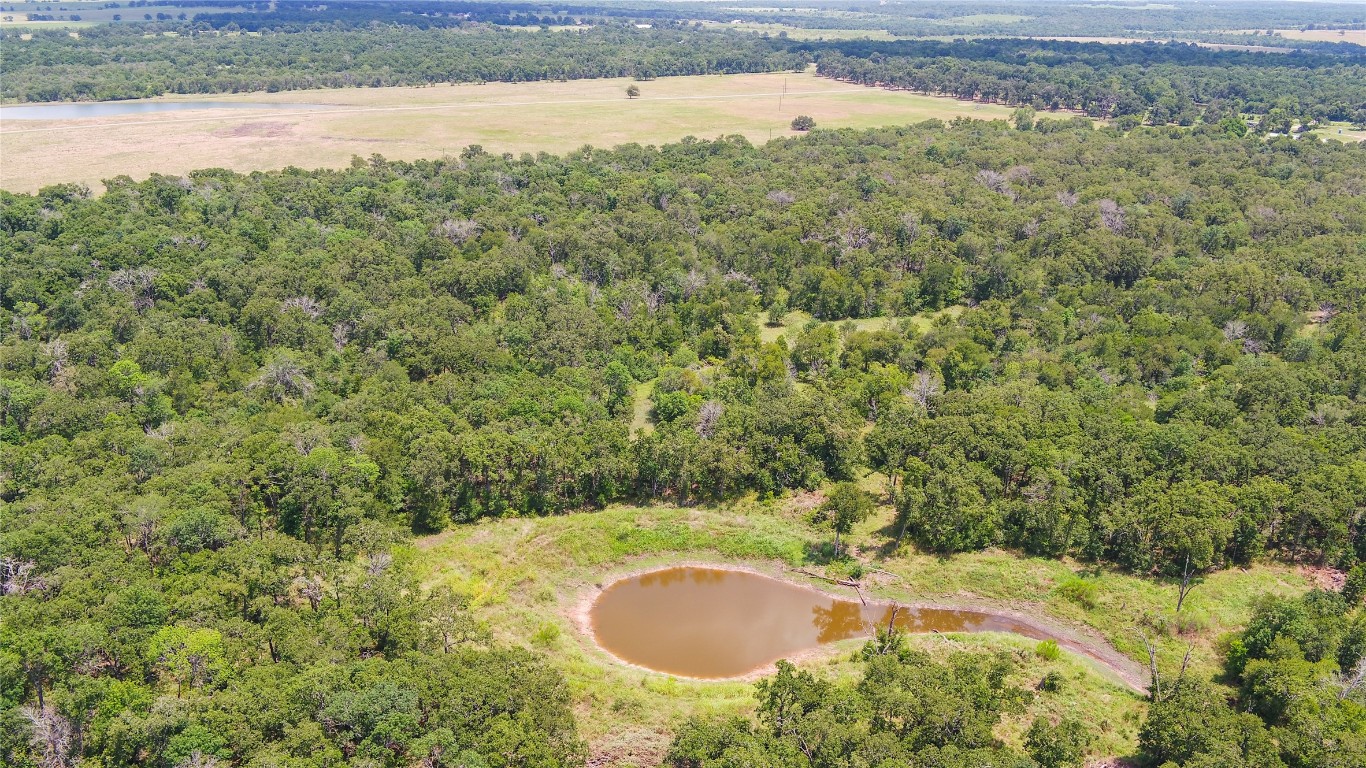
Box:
568;558;1150;693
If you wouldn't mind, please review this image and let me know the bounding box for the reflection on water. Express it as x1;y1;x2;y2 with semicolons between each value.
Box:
0;101;326;120
589;566;1057;678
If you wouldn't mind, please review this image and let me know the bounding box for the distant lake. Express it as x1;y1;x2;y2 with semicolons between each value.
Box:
0;101;326;120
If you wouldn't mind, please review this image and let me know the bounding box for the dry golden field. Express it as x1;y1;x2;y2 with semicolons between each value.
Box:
0;72;1017;193
1232;28;1366;44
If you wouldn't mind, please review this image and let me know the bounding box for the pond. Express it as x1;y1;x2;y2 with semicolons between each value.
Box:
588;566;1073;679
0;101;326;120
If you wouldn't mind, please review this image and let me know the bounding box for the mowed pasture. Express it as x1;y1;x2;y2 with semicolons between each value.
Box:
702;21;903;40
1232;28;1366;45
1312;121;1366;143
0;72;1017;192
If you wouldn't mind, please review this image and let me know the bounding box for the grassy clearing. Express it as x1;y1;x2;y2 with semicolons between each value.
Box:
629;381;655;437
923;632;1143;755
1312;121;1366;144
916;34;1295;54
416;497;1309;765
926;13;1032;26
0;70;1019;193
0;18;98;28
846;502;1311;684
759;305;965;345
1074;2;1176;7
701;20;902;41
1229;28;1366;45
416;504;809;762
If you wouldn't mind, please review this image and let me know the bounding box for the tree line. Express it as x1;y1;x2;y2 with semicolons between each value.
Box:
809;38;1366;126
665;634;1086;768
4;19;1362;131
0;24;807;103
700;0;1366;42
191;0;1366;43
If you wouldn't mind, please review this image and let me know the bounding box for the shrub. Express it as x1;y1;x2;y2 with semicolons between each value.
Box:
1175;609;1208;636
532;622;561;646
791;115;815;131
1026;716;1089;768
1223;635;1250;677
1344;564;1366;606
1055;575;1098;609
1036;639;1061;661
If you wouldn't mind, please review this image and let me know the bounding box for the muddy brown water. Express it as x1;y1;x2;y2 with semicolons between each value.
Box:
588;566;1076;679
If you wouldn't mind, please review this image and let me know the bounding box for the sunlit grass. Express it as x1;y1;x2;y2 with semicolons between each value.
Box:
417;497;1309;762
760;305;965;346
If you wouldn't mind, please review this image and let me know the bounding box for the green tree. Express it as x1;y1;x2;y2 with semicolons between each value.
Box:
1138;681;1284;768
1025;716;1089;768
146;626;230;697
814;482;874;558
604;360;634;415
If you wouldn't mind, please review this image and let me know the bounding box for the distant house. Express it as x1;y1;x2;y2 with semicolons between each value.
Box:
634;23;652;29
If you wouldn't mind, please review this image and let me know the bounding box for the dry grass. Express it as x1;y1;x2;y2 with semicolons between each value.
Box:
1230;28;1366;45
700;20;902;40
0;71;1018;193
928;13;1032;26
0;17;98;28
1002;35;1292;53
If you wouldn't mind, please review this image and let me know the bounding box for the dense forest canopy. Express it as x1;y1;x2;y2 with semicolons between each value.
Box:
2;123;1363;554
2;118;1366;765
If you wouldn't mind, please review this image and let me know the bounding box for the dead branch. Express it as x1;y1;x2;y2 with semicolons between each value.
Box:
1140;632;1161;701
788;568;862;588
